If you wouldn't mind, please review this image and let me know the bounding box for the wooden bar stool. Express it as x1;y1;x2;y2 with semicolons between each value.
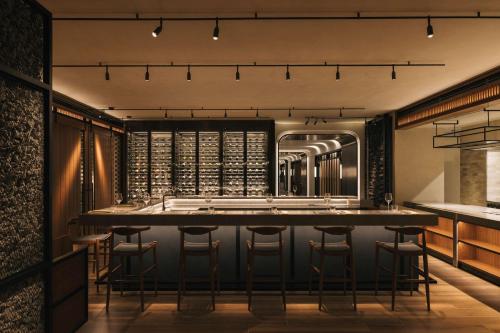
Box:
374;226;431;311
69;218;111;293
177;226;221;311
308;226;357;311
105;226;159;312
246;226;287;311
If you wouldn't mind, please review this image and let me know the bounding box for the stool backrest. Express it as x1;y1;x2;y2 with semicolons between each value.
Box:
178;226;219;253
385;226;426;250
109;226;151;253
314;226;354;250
246;226;287;253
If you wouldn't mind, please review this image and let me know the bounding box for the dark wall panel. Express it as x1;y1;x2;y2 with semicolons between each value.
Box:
94;127;114;209
0;77;45;279
341;143;358;196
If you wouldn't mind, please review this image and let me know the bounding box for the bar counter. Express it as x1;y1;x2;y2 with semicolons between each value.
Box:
80;198;438;290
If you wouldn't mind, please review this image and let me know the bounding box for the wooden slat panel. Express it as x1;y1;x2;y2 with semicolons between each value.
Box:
94;127;114;209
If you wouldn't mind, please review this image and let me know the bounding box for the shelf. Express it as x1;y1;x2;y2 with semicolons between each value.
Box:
425;226;453;239
425;242;453;258
460;259;500;277
459;239;500;255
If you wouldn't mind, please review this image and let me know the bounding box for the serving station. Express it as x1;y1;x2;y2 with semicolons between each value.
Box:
80;198;437;290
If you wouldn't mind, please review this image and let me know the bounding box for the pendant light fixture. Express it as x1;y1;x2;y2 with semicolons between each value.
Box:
235;65;240;81
152;17;163;37
105;65;110;80
187;64;192;81
212;17;219;40
286;64;291;80
145;65;150;81
426;16;434;38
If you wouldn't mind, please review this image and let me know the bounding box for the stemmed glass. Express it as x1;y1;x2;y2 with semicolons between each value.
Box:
292;185;298;196
324;193;333;211
205;191;214;214
384;193;393;210
115;193;123;205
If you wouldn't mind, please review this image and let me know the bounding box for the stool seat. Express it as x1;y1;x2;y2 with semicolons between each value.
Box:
184;240;220;252
377;241;422;253
114;241;157;253
246;240;280;251
309;240;350;253
74;233;111;243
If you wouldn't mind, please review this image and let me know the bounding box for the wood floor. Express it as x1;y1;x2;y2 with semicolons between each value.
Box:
79;257;500;333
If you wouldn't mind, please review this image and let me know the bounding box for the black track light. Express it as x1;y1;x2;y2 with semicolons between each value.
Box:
187;65;191;81
305;117;310;125
164;110;168;118
256;108;259;118
224;109;227;118
286;64;291;80
152;17;163;38
336;65;340;81
339;108;343;117
191;109;194;118
145;65;150;81
213;17;219;40
105;65;110;80
392;65;396;80
427;16;434;38
288;108;292;117
314;118;318;125
235;65;240;81
322;118;327;124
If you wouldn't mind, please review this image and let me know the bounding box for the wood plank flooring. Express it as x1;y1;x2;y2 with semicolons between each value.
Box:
79;257;500;333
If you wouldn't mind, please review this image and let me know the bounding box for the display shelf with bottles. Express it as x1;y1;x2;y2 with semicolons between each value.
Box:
127;132;148;200
223;132;245;196
175;132;197;196
199;132;221;195
246;131;269;196
151;132;173;198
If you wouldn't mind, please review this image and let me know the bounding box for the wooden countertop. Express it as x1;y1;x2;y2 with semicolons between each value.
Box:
80;203;437;227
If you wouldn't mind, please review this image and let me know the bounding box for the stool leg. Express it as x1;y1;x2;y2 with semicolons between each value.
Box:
106;255;113;312
374;244;380;296
318;253;326;311
351;252;357;311
153;246;159;297
422;252;431;311
119;256;124;296
138;253;145;312
409;256;413;296
308;244;313;295
216;246;221;295
391;252;399;311
177;257;184;311
210;252;216;311
343;255;347;296
247;252;254;311
280;248;286;311
95;242;100;293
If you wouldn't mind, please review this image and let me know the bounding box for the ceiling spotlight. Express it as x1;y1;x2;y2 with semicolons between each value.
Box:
339;108;343;117
145;65;150;81
224;109;227;118
164;110;168;118
336;65;340;81
187;65;192;81
286;64;291;80
288;108;292;117
212;17;219;40
305;117;310;125
105;65;110;80
235;65;240;81
392;65;396;80
191;109;194;118
322;118;327;124
314;118;318;125
256;108;259;118
427;16;434;38
152;17;163;38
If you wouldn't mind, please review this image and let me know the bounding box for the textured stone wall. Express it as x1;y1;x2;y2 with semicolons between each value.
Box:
460;149;486;205
0;275;44;332
0;77;45;279
0;0;45;80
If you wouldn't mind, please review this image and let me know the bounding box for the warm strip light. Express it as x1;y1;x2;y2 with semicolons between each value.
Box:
397;83;500;127
55;107;84;121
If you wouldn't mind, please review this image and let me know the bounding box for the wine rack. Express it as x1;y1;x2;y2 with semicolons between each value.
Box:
199;132;221;195
175;132;197;196
151;132;172;198
127;132;148;200
223;132;245;196
112;133;122;197
246;132;269;196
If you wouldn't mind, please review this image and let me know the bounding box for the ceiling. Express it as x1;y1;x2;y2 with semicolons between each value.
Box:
41;0;500;121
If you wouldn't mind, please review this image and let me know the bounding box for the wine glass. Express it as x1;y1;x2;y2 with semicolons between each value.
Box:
143;192;151;206
324;193;331;208
292;185;298;196
205;191;213;213
384;193;393;210
115;193;123;205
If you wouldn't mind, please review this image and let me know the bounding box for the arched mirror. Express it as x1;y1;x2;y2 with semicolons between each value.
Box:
278;133;359;197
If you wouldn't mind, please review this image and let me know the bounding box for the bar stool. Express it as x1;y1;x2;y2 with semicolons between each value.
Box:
308;226;357;311
374;226;430;311
177;226;221;311
105;226;159;312
246;226;287;311
69;218;111;293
